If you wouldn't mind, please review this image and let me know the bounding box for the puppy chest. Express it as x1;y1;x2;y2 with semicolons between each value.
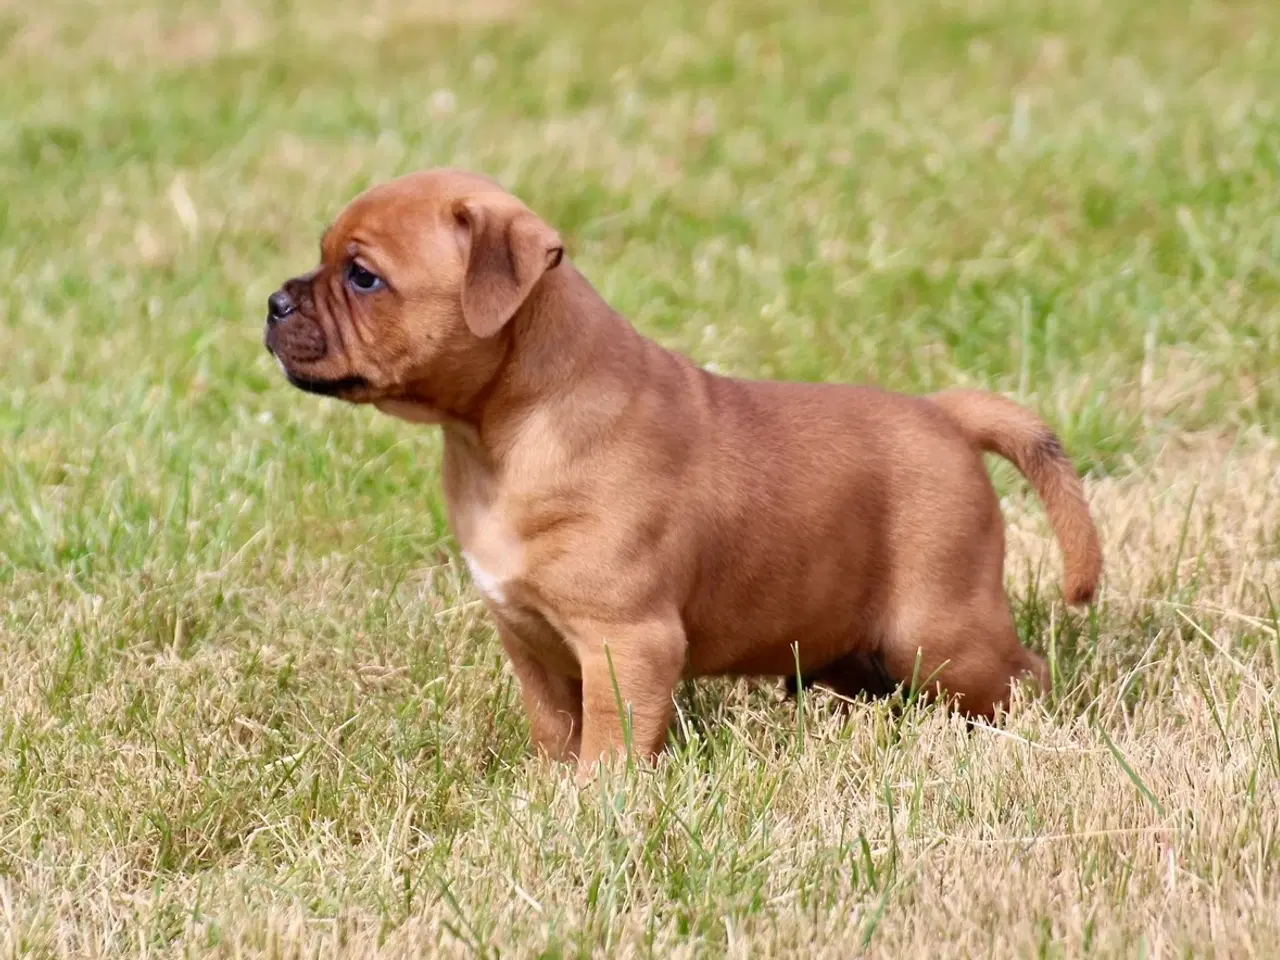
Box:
462;549;514;605
451;502;525;607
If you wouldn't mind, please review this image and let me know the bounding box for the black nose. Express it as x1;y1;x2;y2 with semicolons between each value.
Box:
267;290;295;323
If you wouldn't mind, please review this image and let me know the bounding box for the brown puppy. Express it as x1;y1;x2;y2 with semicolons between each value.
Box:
264;169;1102;775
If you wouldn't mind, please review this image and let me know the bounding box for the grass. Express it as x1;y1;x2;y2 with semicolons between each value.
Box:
2;0;1279;954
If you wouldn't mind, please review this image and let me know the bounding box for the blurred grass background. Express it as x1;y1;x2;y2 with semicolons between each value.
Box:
2;0;1279;956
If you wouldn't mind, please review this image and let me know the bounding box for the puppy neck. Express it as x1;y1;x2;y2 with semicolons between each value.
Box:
488;262;640;412
380;263;644;463
373;328;517;440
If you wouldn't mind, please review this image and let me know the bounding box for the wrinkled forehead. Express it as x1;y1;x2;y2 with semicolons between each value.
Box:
320;194;428;267
319;171;505;265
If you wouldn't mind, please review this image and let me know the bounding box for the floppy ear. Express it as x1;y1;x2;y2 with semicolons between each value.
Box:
453;198;564;338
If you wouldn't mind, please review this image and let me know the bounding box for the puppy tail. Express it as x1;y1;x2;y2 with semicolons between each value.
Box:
929;389;1102;606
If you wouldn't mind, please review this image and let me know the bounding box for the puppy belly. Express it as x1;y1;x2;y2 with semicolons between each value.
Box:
710;639;866;677
686;615;877;678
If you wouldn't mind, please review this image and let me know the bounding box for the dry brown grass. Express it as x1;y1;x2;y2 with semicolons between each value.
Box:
1006;429;1279;612
2;429;1278;957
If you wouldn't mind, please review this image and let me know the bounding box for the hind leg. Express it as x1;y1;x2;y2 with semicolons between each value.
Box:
881;597;1048;721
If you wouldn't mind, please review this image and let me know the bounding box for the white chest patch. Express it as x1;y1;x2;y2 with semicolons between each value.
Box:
463;550;508;605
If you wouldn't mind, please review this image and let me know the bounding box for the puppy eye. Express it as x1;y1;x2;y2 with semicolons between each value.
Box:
347;262;383;292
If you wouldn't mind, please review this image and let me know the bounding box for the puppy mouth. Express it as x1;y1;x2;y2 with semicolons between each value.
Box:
285;372;371;398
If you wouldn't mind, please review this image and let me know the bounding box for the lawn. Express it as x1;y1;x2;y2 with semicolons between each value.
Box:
2;0;1279;955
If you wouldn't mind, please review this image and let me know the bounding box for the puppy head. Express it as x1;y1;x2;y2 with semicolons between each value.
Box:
263;169;563;409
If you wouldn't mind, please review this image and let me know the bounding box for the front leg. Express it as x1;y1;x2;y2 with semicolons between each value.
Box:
569;613;687;776
498;624;583;762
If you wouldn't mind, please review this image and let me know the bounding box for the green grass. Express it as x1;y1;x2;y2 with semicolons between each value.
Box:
2;0;1279;955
